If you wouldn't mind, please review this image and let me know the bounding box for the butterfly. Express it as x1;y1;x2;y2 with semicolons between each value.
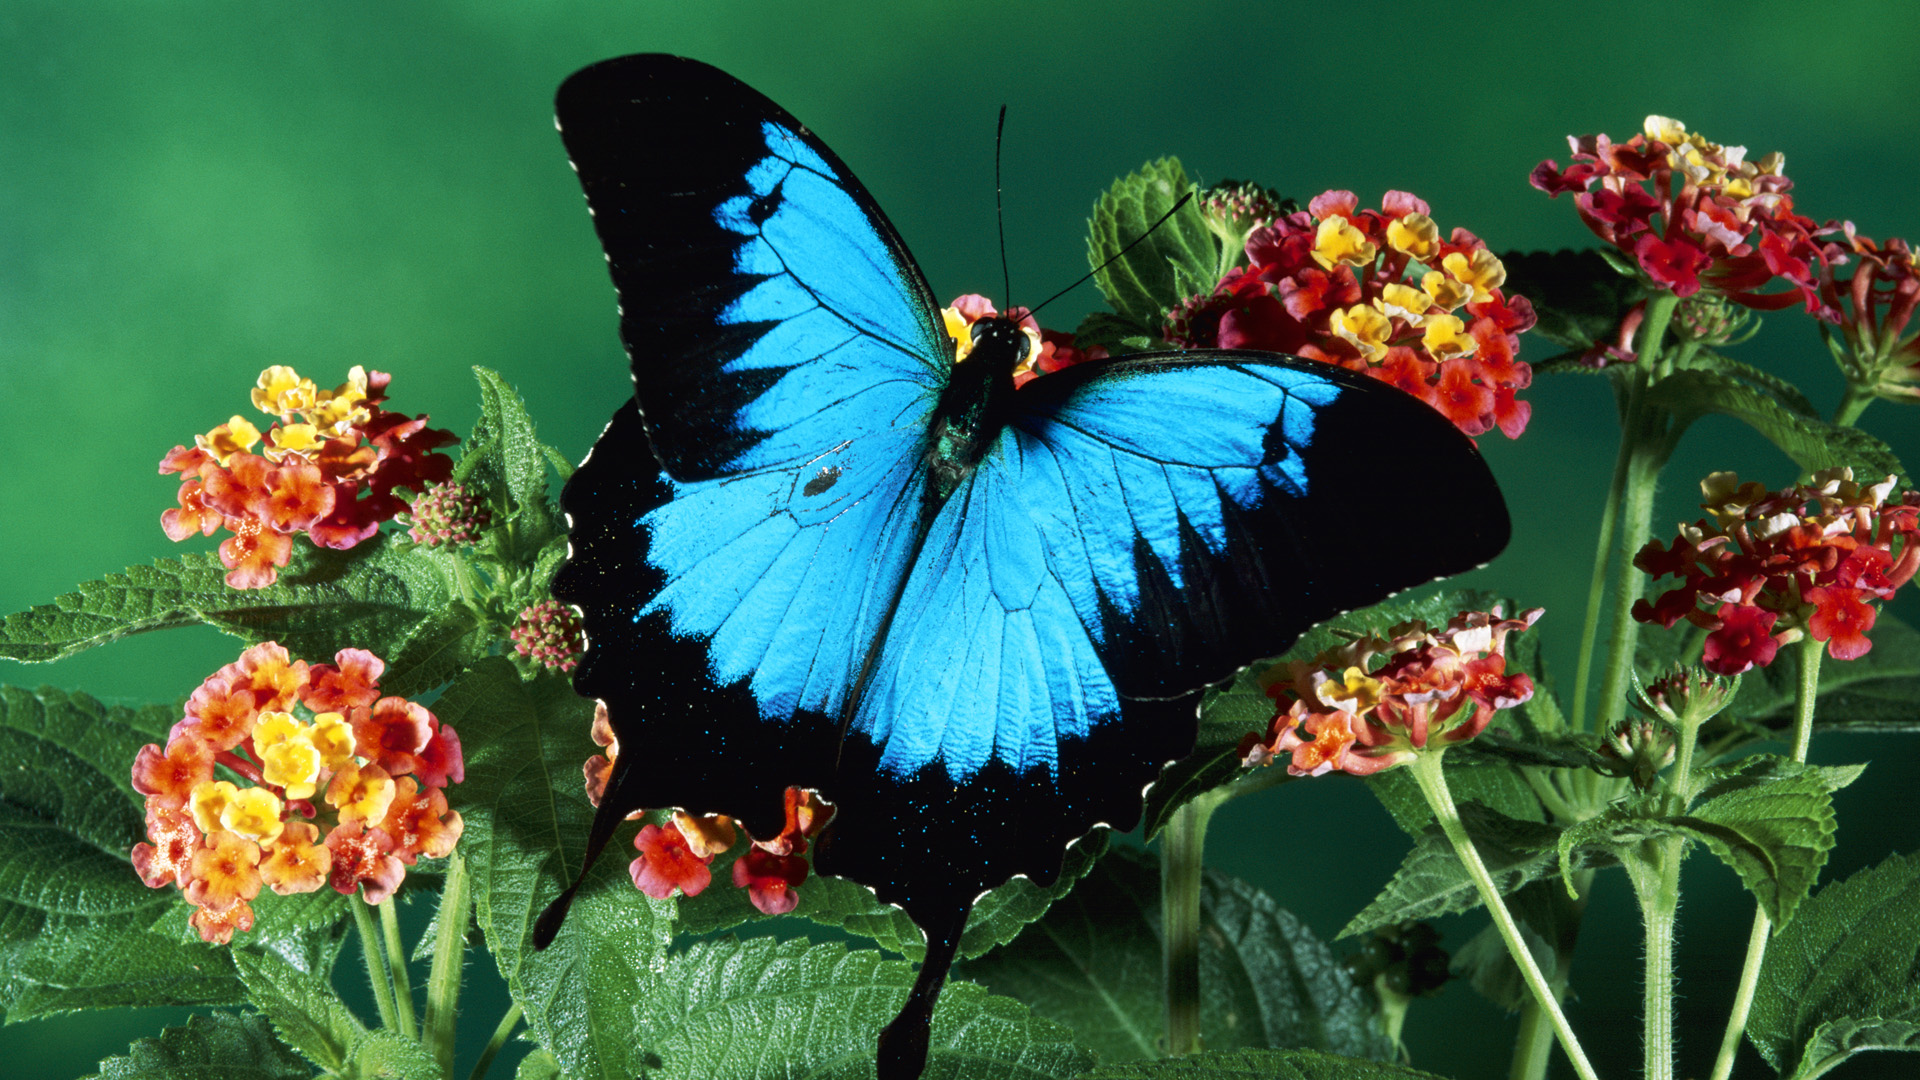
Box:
534;53;1509;1078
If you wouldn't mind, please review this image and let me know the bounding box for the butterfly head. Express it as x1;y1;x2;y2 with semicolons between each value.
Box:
957;315;1034;375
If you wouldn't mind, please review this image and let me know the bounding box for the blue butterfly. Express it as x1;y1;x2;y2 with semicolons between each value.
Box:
535;54;1508;1077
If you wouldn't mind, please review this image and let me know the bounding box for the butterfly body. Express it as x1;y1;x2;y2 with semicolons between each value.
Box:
539;53;1509;1078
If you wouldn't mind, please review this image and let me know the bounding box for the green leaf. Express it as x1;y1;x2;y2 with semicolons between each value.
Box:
630;937;1092;1079
347;1029;443;1080
1750;850;1920;1079
376;599;486;698
231;946;364;1074
83;1012;310;1080
1344;804;1604;938
1087;159;1216;331
1142;662;1288;840
1677;756;1839;926
1644;369;1907;481
0;537;454;668
1692;352;1819;418
1721;612;1920;735
1073;310;1157;355
1072;1047;1452;1078
962;847;1388;1064
515;1049;562;1080
438;658;674;1080
458;366;565;550
1497;248;1647;356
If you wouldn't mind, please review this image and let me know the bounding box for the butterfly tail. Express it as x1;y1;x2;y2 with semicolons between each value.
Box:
876;903;968;1080
533;749;645;950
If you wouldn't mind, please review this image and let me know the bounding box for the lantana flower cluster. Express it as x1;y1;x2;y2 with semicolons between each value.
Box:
582;704;831;914
160;366;458;589
406;481;492;546
130;643;464;943
1166;190;1536;439
1633;469;1919;674
941;294;1108;389
1532;116;1831;320
1818;225;1920;403
1243;607;1543;777
512;599;587;673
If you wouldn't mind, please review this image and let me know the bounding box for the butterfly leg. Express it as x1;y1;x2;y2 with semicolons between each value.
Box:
876;902;968;1080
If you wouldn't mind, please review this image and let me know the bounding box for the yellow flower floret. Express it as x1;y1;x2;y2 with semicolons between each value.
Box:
1317;666;1384;713
190;780;241;836
942;307;976;362
1441;249;1506;303
251;366;318;421
1311;216;1377;270
219;786;286;845
195;416;262;466
310;366;372;435
1386;212;1440;260
265;423;324;462
310;711;357;769
1329;304;1392;363
1374;283;1433;324
1421;270;1474;312
1421;313;1477;362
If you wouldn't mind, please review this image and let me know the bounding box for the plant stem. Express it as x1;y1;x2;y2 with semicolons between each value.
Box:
426;851;472;1079
1408;752;1599;1080
1594;425;1670;735
1570;415;1631;734
1161;789;1223;1057
1627;835;1685;1080
352;898;401;1032
1707;637;1824;1080
466;1003;523;1080
1833;383;1875;428
381;897;419;1039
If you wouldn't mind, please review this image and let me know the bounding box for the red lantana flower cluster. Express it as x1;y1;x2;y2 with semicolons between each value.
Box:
1633;469;1920;674
160;366;458;589
1532;116;1831;319
130;643;464;943
512;599;586;673
941;294;1108;389
1165;190;1535;439
581;704;831;914
1818;225;1920;403
1243;607;1543;777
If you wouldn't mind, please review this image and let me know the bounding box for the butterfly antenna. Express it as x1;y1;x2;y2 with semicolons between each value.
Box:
995;105;1011;310
1025;189;1195;320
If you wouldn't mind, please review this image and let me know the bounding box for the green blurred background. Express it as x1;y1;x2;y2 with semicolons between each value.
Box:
3;2;1916;1077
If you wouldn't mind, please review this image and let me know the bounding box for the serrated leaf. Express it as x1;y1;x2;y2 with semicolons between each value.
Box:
1087;159;1216;330
1750;850;1920;1079
349;1028;442;1080
1073;310;1158;355
83;1012;310;1080
1345;804;1603;937
376;600;486;698
628;937;1091;1080
1073;1047;1451;1078
1692;353;1819;417
1676;760;1837;926
0;537;454;668
231;946;364;1074
1645;369;1907;481
962;847;1387;1064
438;658;674;1080
3;908;245;1019
1498;248;1647;354
458;367;565;552
515;1049;562;1080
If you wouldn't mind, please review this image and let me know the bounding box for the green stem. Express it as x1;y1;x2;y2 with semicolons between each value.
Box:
1594;432;1670;734
1408;752;1599;1080
1161;790;1223;1057
1628;836;1685;1080
1570;402;1633;733
1707;637;1825;1080
466;1003;523;1080
426;851;472;1079
1832;383;1875;428
352;899;401;1032
380;898;419;1039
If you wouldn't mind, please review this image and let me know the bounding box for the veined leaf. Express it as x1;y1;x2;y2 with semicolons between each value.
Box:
637;937;1091;1080
231;947;364;1075
0;537;454;669
1073;1047;1452;1078
1750;850;1920;1079
1676;758;1838;926
1645;368;1906;481
962;846;1388;1064
82;1012;309;1080
1088;159;1215;331
459;366;566;552
437;658;673;1080
2;907;244;1020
